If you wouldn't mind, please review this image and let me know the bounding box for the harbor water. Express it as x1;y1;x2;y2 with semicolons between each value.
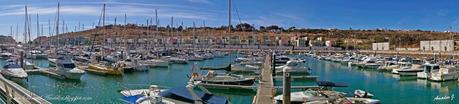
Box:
1;54;458;104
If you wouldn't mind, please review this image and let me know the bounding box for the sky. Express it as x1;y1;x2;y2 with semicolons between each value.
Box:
0;0;459;41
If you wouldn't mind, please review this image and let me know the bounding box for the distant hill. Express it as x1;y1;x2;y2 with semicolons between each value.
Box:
34;24;457;49
0;35;16;44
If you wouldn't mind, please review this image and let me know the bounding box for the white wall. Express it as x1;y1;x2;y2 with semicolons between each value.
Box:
419;40;454;51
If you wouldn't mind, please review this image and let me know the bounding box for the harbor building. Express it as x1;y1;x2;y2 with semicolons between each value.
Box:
372;42;389;50
420;40;454;51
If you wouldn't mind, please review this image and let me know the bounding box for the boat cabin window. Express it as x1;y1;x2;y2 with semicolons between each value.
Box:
61;63;76;68
286;62;298;66
424;65;440;72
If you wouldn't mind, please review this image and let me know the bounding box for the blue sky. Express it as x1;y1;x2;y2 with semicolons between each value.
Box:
0;0;459;41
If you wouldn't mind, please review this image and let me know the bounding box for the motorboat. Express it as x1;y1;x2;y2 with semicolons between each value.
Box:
274;81;379;104
0;52;13;59
417;63;440;79
85;62;124;75
391;62;412;74
398;64;423;76
187;55;204;61
26;50;48;59
274;55;290;65
2;59;28;79
122;59;149;72
275;60;311;74
159;87;229;104
377;61;399;71
156;72;230;104
196;71;255;86
50;57;85;80
429;65;459;81
120;85;174;104
354;89;374;98
274;89;342;103
140;59;169;68
229;63;260;73
358;57;381;69
163;56;188;64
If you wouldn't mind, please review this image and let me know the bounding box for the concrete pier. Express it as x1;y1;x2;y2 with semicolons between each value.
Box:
0;74;50;104
253;54;275;104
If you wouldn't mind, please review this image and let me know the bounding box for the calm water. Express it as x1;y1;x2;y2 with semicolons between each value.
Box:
1;54;255;104
299;55;458;104
1;54;458;104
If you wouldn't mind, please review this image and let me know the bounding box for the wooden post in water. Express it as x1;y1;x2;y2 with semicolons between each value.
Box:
282;68;291;104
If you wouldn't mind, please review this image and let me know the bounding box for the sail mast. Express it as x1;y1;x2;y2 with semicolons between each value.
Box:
56;2;60;49
228;0;232;33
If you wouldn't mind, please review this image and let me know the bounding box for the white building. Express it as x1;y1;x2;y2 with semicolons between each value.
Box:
420;40;454;51
372;42;390;50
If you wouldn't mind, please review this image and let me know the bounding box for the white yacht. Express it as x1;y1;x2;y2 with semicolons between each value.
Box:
358;57;381;69
398;64;423;76
274;89;380;104
377;61;399;71
2;59;28;79
26;50;48;59
120;85;175;104
417;63;440;79
51;57;85;80
429;65;459;81
275;60;311;74
391;62;412;74
140;59;169;68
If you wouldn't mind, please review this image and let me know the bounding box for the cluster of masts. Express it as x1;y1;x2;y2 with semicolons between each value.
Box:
8;0;238;45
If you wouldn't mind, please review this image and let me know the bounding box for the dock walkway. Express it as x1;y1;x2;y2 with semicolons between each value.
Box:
0;74;50;104
253;54;275;104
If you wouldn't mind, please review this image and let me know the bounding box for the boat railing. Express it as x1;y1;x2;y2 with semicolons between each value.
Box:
0;75;50;104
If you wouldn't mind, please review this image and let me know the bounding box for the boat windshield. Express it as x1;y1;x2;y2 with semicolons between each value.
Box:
62;63;76;68
425;65;440;72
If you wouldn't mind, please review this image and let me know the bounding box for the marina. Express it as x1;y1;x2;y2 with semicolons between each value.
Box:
0;0;458;104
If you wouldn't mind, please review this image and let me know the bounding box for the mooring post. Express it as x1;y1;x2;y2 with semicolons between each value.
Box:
271;52;276;79
282;68;291;104
20;51;24;68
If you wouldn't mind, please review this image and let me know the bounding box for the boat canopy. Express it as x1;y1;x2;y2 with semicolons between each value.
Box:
121;94;144;104
3;63;21;69
316;81;348;87
159;87;229;104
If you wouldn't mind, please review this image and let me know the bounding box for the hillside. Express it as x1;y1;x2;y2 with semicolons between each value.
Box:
33;24;457;49
0;35;16;44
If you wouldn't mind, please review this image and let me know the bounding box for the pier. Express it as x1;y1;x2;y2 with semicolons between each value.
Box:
253;53;275;104
0;74;50;104
26;67;66;80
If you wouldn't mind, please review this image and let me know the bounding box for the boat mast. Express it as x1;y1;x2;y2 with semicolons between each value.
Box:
56;2;60;50
24;5;29;51
15;24;18;43
228;0;232;33
36;14;39;45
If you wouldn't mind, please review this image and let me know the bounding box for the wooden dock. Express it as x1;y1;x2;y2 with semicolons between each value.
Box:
26;67;66;80
253;54;275;104
0;74;50;104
